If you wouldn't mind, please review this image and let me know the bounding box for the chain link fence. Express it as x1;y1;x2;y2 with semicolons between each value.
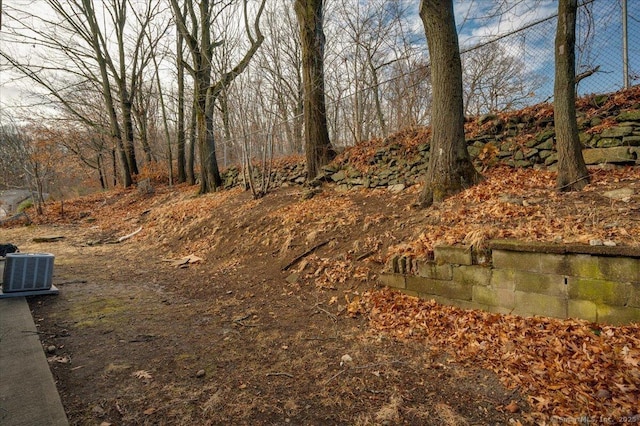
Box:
324;0;638;148
459;0;638;109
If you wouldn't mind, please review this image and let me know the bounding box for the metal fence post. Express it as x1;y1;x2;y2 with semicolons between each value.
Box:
622;0;629;89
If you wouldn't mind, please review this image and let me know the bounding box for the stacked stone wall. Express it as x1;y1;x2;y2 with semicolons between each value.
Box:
220;99;640;191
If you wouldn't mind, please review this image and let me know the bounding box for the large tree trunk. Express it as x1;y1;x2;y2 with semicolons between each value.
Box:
187;97;197;186
113;0;139;178
554;0;589;191
293;82;304;153
121;96;139;176
195;0;220;194
111;147;118;187
203;84;223;192
294;0;335;180
193;73;220;194
418;0;480;207
97;153;106;189
108;107;132;187
219;90;233;166
176;34;187;183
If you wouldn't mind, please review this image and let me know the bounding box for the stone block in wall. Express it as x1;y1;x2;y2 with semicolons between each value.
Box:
322;163;341;173
406;276;472;301
567;277;629;306
600;126;634;138
416;261;453;280
568;300;598;322
434;245;472;265
538;150;553;160
379;273;406;290
623;135;640;146
398;289;419;298
596;305;640;325
427;294;489;312
486;305;518;315
628;283;640;308
596;138;623;148
472;286;515;309
617;121;640;128
536;139;554;150
616;110;640;121
330;170;346;182
513;291;567;319
467;146;481;157
490;268;517;290
535;129;555;143
397;256;411;274
544;153;558;165
513;271;567;297
525;138;540;148
569;255;639;283
492;250;569;276
579;132;592;146
453;265;491;287
582;147;634;164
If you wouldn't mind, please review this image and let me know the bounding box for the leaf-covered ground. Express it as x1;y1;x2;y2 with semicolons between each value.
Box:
5;161;636;424
388;166;640;259
357;289;640;424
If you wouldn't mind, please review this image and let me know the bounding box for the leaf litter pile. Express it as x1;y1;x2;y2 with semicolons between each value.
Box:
354;289;639;423
388;165;640;259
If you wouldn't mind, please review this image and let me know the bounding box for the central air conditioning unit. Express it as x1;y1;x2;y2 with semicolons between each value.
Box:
2;253;56;294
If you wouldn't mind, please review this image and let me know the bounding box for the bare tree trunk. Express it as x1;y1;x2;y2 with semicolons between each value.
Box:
176;30;187;183
219;90;233;167
171;0;265;194
111;147;118;187
113;0;139;177
294;0;335;180
292;27;304;154
103;87;131;187
554;0;589;191
97;153;106;189
121;96;139;176
201;82;223;193
187;97;197;185
368;58;387;138
418;0;480;207
140;125;154;163
293;84;304;153
131;73;154;165
134;99;153;164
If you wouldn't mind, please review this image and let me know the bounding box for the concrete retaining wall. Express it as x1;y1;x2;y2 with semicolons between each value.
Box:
380;241;640;325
